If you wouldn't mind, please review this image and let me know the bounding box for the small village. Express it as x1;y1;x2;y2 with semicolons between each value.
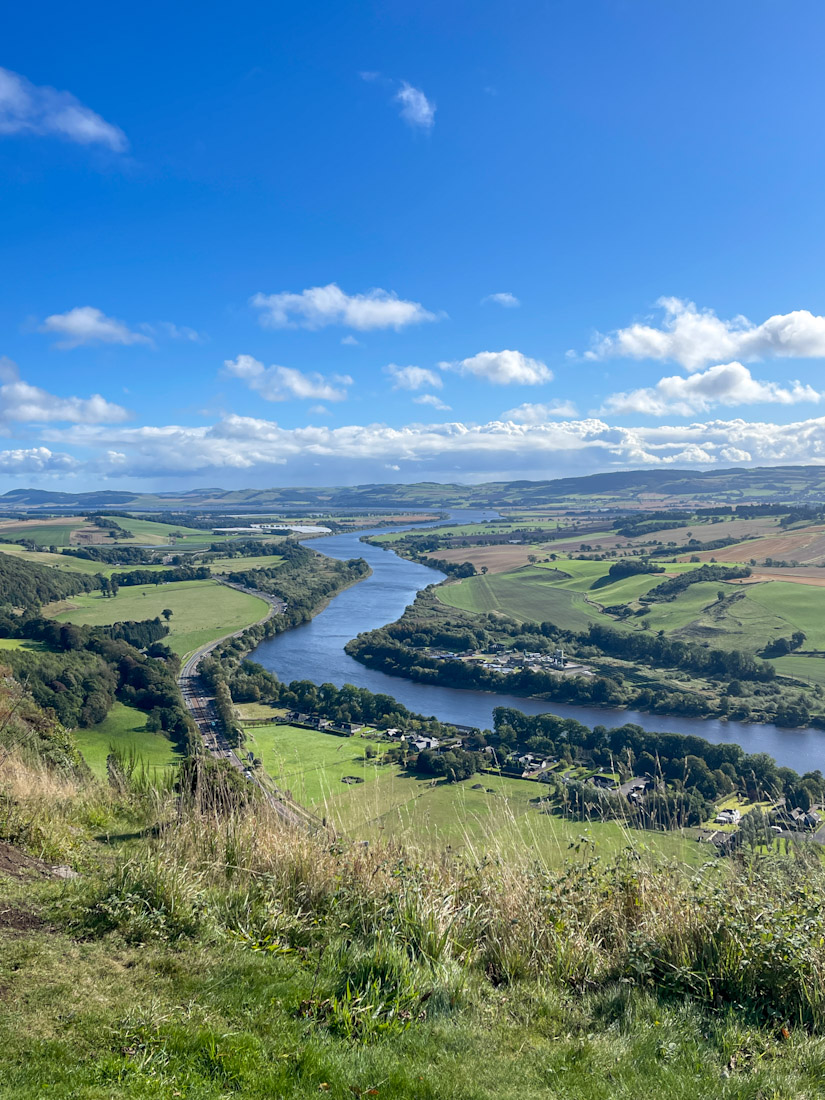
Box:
429;644;593;677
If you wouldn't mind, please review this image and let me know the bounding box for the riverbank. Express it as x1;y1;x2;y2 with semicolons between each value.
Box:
250;512;825;774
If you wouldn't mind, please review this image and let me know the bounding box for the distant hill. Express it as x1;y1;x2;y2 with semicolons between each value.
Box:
5;464;825;511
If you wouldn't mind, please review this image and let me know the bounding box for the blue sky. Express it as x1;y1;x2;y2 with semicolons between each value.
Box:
4;0;825;489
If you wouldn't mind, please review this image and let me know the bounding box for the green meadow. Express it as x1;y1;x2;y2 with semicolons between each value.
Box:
74;701;182;778
436;556;825;667
248;722;703;866
437;565;609;629
0;521;80;546
50;579;268;657
206;552;284;573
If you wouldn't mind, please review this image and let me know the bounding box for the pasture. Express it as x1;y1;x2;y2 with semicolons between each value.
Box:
434;555;825;664
248;722;703;865
437;566;601;629
205;553;284;574
74;702;182;778
49;579;268;657
0;518;81;546
244;723;390;807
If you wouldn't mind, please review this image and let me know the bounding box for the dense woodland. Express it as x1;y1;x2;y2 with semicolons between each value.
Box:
0;553;97;611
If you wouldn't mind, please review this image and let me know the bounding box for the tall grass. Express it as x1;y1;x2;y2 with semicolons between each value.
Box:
75;788;825;1030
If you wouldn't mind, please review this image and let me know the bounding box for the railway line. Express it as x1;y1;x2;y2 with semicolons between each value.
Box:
178;583;321;831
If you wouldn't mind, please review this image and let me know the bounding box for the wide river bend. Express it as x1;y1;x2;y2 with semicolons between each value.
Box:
252;510;825;773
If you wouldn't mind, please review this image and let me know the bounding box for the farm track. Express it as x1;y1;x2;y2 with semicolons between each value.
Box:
178;582;322;831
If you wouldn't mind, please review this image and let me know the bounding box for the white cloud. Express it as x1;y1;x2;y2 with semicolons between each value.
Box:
503;400;579;423
153;322;204;343
385;364;443;391
251;283;438;331
0;446;78;474
0;359;128;426
482;292;520;308
0;67;127;151
42;412;825;482
394;82;435;130
40;306;152;349
441;349;553;385
588;297;825;371
340;335;360;346
601;361;822;416
413;394;451;411
224;354;351;402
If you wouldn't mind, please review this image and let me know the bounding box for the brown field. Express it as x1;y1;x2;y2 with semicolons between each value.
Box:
683;525;825;566
427;544;541;573
0;516;79;531
727;567;825;587
625;516;781;546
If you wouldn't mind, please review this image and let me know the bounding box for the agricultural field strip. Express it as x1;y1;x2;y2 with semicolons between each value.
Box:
436;557;825;660
48;578;270;659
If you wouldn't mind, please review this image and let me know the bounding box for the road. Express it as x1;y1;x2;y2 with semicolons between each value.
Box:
178;582;321;831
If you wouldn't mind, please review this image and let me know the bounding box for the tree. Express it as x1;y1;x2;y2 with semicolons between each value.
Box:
162;608;173;621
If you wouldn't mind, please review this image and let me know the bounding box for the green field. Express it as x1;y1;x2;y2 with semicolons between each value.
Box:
112;516;206;543
437;565;606;629
245;723;390;808
74;701;182;778
0;543;170;577
0;638;48;652
50;579;268;657
206;553;284;574
436;557;825;666
249;723;703;865
437;560;701;625
0;522;80;546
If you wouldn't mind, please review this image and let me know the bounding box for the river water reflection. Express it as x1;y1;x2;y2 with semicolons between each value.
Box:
251;510;825;774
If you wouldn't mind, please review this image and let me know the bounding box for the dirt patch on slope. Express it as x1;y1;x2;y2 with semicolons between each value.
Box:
0;840;62;879
0;905;46;933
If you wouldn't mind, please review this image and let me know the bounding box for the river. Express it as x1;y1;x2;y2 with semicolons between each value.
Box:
251;510;825;774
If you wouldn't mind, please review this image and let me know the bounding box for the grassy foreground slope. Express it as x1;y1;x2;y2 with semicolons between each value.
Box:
4;746;825;1098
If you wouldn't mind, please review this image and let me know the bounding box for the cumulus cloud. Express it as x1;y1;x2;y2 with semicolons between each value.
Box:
413;393;451;411
0;359;128;426
441;349;553;385
251;283;438;331
482;292;520;308
340;335;360;346
503;400;579;423
224;354;351;402
394;82;435;130
40;306;152;349
385;364;443;391
0;67;127;151
588;297;825;372
0;446;78;474
601;362;823;416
